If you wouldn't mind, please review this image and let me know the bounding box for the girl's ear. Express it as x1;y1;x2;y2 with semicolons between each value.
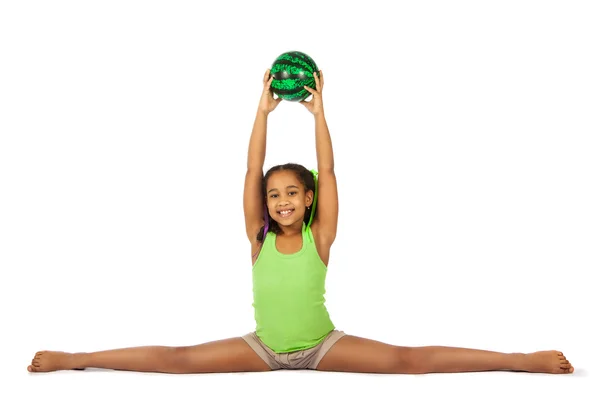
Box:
305;189;314;207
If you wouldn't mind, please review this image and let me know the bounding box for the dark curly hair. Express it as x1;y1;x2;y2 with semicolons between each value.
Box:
256;163;317;243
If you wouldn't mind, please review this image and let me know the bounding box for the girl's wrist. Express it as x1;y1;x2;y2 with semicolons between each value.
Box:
257;107;270;117
313;110;325;119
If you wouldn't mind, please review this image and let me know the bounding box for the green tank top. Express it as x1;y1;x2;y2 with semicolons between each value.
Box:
252;222;335;353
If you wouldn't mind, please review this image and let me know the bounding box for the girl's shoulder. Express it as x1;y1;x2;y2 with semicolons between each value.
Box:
308;219;332;246
308;220;333;267
250;224;265;264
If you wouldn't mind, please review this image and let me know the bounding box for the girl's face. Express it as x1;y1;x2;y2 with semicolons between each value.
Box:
266;170;313;227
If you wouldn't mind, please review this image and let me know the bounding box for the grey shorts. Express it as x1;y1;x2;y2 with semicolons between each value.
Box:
242;329;346;370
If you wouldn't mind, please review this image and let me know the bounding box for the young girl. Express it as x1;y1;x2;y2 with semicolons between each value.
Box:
27;69;573;375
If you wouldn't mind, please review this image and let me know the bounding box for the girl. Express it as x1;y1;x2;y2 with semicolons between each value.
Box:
27;69;573;375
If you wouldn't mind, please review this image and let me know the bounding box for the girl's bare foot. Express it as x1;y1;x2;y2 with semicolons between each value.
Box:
27;351;83;373
523;351;574;374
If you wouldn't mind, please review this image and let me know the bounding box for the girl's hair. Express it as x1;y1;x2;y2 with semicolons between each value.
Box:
255;163;318;243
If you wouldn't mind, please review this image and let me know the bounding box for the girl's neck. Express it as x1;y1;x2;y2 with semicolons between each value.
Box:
277;221;303;236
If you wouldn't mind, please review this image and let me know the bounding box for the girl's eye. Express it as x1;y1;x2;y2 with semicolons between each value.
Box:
270;192;296;198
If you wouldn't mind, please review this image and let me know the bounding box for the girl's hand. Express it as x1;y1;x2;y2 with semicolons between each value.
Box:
301;70;324;116
258;69;282;115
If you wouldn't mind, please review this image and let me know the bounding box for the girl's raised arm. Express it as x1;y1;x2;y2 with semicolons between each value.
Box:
302;71;338;245
243;70;282;243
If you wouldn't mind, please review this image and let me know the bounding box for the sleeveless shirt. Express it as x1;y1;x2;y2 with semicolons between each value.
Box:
252;222;335;353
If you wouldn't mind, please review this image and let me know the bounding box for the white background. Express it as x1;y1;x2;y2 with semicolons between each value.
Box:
1;1;598;399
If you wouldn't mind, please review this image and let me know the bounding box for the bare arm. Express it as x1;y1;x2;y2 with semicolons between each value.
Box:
243;70;282;242
313;111;339;244
244;110;268;242
302;71;339;245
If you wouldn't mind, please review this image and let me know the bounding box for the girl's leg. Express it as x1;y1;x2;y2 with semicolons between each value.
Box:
316;335;574;374
27;337;271;374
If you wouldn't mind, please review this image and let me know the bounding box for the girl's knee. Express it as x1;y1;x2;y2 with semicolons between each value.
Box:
392;346;430;374
162;346;194;373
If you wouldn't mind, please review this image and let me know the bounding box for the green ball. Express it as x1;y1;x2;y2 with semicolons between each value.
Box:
270;51;319;102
